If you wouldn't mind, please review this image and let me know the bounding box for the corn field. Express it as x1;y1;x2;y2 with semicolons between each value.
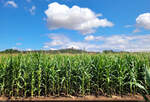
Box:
0;53;150;97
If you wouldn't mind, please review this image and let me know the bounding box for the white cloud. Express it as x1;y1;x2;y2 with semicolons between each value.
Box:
45;34;70;47
26;0;31;3
12;47;19;50
44;34;101;51
65;42;100;51
85;35;104;41
26;48;32;51
124;25;133;28
45;2;114;34
84;35;95;41
44;33;150;52
136;13;150;30
133;28;140;33
43;45;49;49
49;48;57;50
29;5;36;15
85;34;150;52
67;45;80;49
16;43;22;46
5;1;18;8
106;35;150;52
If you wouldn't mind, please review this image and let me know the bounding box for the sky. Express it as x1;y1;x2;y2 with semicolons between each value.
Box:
0;0;150;52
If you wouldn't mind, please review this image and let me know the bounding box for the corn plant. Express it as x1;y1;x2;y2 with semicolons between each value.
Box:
0;52;149;97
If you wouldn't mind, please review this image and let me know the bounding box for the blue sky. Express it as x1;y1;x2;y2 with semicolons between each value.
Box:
0;0;150;52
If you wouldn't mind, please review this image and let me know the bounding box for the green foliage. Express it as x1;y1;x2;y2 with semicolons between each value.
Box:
0;49;20;54
0;53;149;97
0;48;88;54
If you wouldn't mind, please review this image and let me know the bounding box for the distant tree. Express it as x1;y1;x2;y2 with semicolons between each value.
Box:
103;50;114;53
0;48;88;54
1;49;20;53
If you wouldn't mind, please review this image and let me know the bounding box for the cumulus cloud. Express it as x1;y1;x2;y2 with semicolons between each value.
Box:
124;25;133;28
26;0;31;3
85;34;150;52
84;35;95;41
84;35;104;41
44;34;70;47
45;2;114;34
12;47;19;50
136;13;150;30
5;1;18;8
26;48;32;51
29;5;36;15
65;42;100;51
16;43;22;46
89;34;150;51
133;28;140;33
44;33;150;52
43;34;101;51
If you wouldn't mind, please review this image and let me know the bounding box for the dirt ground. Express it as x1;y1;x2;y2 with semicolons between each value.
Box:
0;95;149;102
